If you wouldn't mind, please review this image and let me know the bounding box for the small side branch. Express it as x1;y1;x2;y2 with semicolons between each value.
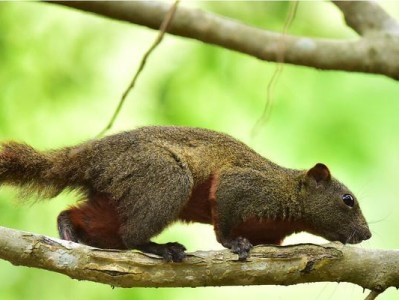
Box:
0;225;398;293
332;1;399;36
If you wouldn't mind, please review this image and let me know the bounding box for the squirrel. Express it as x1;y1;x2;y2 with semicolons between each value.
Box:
0;126;371;261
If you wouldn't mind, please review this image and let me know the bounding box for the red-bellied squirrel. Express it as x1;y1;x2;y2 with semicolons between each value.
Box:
0;126;371;261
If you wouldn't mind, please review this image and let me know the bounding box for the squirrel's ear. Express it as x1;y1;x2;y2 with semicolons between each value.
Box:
306;163;331;183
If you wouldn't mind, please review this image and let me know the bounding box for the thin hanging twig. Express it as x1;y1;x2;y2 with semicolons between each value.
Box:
251;1;299;138
97;0;180;137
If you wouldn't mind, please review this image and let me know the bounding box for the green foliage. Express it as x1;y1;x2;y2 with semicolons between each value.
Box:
0;2;398;299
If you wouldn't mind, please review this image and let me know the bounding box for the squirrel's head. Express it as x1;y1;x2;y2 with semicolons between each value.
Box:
300;163;371;244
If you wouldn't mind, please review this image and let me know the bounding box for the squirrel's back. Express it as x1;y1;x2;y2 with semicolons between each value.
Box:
0;126;283;198
88;126;281;182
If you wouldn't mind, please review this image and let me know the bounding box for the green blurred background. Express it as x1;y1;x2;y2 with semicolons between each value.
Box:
0;1;398;299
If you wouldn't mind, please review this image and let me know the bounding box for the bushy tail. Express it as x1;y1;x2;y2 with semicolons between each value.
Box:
0;141;79;199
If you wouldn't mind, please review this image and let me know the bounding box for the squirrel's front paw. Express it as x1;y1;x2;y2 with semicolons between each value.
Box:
225;237;253;261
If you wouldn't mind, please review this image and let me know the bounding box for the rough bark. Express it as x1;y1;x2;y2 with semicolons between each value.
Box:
44;1;399;80
0;226;398;293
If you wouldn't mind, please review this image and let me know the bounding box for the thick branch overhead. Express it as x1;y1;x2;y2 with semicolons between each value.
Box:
0;226;398;291
47;1;399;80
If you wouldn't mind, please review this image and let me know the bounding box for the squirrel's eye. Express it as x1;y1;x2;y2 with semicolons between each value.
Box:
342;194;355;207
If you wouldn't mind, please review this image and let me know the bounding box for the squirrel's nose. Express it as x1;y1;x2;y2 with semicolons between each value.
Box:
358;226;372;241
363;229;372;241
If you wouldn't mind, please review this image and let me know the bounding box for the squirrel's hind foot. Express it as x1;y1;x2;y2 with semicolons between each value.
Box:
137;241;187;262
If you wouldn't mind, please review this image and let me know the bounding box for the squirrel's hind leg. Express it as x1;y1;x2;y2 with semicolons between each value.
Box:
113;147;194;262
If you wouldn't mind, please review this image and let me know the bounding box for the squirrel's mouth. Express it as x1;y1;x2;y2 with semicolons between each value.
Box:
340;228;372;244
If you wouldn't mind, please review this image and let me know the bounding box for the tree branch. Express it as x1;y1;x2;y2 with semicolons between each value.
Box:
44;1;399;80
0;225;398;294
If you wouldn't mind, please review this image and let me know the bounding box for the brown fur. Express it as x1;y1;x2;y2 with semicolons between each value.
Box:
208;173;222;242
